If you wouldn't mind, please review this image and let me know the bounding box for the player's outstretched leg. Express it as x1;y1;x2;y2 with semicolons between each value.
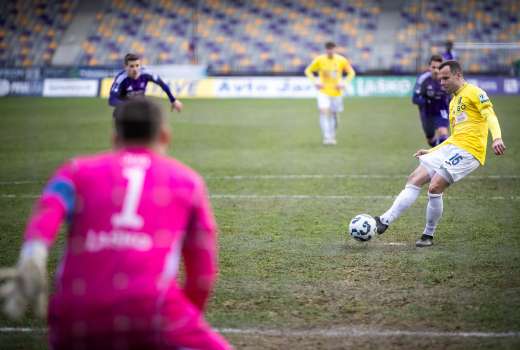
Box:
376;166;430;234
416;174;449;247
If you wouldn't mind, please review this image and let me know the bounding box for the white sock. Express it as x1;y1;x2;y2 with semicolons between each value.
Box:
320;113;331;140
329;113;337;139
423;192;443;237
331;112;338;131
380;184;421;225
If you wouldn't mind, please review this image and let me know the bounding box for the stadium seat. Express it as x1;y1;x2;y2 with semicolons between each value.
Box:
0;0;79;66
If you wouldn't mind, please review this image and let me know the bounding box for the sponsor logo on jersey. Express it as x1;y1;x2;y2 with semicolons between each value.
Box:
85;229;153;252
455;112;468;124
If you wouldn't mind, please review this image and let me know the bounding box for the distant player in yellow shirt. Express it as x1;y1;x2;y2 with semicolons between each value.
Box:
372;61;506;247
305;42;356;145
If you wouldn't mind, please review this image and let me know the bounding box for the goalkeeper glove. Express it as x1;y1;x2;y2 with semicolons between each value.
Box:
0;240;48;320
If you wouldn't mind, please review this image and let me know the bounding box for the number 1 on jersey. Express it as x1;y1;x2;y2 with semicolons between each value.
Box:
111;167;145;229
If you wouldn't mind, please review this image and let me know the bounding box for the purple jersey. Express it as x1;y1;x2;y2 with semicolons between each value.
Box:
412;71;450;118
442;49;457;61
109;68;176;107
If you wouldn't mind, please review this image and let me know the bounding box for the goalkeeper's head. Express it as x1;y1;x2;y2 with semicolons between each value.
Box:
113;98;171;153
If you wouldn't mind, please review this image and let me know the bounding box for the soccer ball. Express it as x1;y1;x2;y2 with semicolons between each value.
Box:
349;214;377;242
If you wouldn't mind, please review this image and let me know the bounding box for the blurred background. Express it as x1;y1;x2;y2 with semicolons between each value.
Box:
1;0;519;76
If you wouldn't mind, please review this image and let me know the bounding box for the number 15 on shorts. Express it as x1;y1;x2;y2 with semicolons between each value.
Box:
445;153;463;166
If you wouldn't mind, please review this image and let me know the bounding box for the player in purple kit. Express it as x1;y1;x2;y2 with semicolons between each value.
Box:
412;55;450;147
442;40;457;61
109;53;183;113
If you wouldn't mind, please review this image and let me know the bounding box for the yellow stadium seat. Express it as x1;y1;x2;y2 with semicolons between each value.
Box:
292;58;302;66
220;64;230;74
469;63;480;72
272;63;283;73
159;53;169;61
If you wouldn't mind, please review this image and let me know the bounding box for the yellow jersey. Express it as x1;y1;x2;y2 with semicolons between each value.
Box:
440;82;502;165
304;54;355;97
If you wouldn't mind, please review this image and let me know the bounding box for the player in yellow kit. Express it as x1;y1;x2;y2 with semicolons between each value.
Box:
305;42;356;145
373;61;506;247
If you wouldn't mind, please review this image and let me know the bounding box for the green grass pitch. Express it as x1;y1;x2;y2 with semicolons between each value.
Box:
0;96;519;349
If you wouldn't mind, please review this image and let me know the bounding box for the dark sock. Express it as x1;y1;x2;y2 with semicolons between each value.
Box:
437;135;448;144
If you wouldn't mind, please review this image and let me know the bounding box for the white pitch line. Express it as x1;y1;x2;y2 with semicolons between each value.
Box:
0;180;42;185
211;194;520;201
1;174;519;185
0;194;39;199
1;194;520;201
218;327;520;338
381;242;407;246
1;327;519;338
206;174;520;180
211;194;395;200
0;327;45;333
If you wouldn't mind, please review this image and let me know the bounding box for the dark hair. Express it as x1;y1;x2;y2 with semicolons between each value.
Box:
114;98;163;144
429;54;443;64
439;60;463;74
124;53;140;65
325;41;336;49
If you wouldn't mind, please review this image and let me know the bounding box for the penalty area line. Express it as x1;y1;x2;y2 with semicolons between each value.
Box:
205;174;520;181
1;174;519;186
1;194;520;201
1;327;519;338
218;327;520;338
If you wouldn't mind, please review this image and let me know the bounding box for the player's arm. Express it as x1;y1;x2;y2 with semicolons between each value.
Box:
109;79;126;107
0;163;76;320
476;93;506;155
343;60;356;85
147;73;183;112
305;58;322;88
412;77;426;106
182;178;218;311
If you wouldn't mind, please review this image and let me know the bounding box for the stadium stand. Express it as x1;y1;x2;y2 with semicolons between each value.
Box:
394;0;520;72
192;0;380;74
0;0;518;73
0;0;79;67
76;0;380;73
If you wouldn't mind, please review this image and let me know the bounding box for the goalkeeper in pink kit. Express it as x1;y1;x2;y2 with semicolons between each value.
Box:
0;99;231;350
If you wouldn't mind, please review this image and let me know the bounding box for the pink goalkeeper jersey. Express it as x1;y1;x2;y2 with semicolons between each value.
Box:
24;147;218;324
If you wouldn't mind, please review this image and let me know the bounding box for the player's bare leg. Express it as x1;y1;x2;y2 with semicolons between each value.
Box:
434;127;449;145
375;165;431;234
416;173;450;247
